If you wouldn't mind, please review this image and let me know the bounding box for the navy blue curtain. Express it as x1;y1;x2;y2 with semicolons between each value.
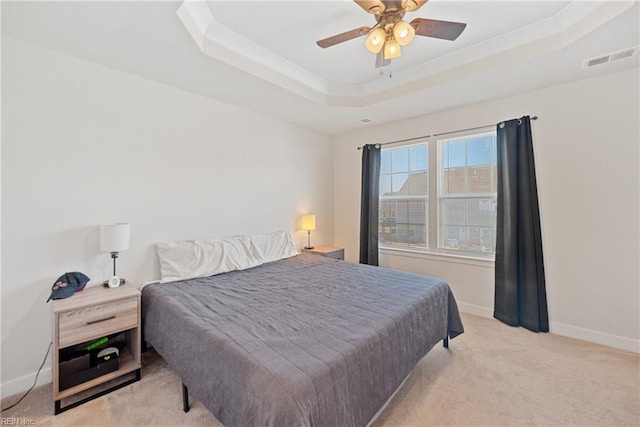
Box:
359;144;381;266
494;116;549;332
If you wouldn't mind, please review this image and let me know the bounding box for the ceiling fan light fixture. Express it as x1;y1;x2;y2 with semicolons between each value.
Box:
383;37;401;60
393;21;415;46
315;0;467;65
365;27;386;53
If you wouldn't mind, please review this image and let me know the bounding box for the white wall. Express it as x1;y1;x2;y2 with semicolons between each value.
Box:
1;37;334;396
334;68;640;353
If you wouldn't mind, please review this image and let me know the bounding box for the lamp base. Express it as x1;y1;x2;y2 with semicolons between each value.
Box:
304;246;315;250
102;278;126;287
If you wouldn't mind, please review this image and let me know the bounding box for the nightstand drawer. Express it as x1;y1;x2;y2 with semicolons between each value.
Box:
58;297;138;347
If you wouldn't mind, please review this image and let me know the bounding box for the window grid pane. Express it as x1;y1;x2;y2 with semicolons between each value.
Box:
441;135;497;196
439;198;496;253
379;199;428;249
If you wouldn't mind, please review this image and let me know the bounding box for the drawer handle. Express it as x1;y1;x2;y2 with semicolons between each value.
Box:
86;316;116;325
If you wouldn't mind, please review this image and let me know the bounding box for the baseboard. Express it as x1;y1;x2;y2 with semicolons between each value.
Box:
549;321;640;354
0;367;52;401
457;302;493;318
457;301;639;354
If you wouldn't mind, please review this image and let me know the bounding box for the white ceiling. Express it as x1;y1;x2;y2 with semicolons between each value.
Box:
2;1;639;135
206;1;572;86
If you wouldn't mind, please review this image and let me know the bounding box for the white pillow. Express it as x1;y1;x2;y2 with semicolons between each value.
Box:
157;235;263;283
250;231;299;263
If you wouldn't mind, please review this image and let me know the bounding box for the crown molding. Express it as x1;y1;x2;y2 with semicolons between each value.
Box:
177;0;634;107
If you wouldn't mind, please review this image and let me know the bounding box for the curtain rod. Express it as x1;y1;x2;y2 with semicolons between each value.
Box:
356;116;538;150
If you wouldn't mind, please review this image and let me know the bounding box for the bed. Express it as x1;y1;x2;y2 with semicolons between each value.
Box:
142;251;464;426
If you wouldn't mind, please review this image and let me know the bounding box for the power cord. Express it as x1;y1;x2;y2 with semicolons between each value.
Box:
1;341;53;412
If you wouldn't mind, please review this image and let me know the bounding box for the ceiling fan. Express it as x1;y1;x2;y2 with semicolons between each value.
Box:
316;0;466;67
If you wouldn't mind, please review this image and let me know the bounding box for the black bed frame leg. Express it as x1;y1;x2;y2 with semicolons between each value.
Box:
443;335;449;348
182;383;190;412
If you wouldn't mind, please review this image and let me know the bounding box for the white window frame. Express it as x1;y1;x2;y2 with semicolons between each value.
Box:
378;142;429;250
378;130;497;262
436;131;497;259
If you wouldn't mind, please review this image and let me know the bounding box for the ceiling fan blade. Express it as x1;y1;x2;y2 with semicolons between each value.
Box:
402;0;429;12
410;18;466;41
354;0;386;15
316;26;371;48
375;51;390;68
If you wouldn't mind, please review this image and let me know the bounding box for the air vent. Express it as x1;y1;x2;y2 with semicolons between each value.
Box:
583;46;638;69
610;48;636;61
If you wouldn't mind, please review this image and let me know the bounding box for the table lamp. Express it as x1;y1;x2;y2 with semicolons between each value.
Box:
100;223;130;287
301;214;316;250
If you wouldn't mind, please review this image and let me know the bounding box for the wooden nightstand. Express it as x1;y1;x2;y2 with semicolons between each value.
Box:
303;245;345;260
52;283;141;414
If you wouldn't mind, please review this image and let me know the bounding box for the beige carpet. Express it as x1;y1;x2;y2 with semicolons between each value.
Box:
2;314;639;426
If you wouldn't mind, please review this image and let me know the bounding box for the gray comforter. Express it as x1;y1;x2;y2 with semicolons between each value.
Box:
142;253;463;427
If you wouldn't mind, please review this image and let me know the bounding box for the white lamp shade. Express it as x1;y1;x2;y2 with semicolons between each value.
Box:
100;223;130;253
301;215;317;231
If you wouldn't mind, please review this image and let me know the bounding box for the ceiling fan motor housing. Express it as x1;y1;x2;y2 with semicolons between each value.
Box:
377;12;405;30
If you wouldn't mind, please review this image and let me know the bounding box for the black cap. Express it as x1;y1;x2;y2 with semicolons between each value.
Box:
46;272;90;302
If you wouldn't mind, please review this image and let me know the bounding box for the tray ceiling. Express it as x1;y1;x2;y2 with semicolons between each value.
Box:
2;1;638;134
179;1;635;106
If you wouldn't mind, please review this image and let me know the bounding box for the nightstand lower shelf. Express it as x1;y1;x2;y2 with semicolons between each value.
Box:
56;348;137;400
55;368;140;414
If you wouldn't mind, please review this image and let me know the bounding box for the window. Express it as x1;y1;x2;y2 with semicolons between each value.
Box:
439;133;497;255
379;144;428;249
378;131;497;258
